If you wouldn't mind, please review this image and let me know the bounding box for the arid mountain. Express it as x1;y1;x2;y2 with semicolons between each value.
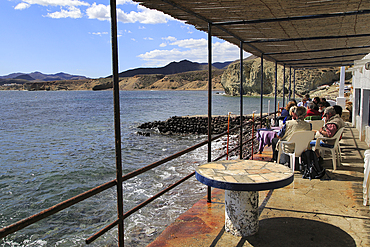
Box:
0;70;224;91
0;72;88;83
14;74;34;80
1;58;348;96
117;70;225;91
0;60;229;91
117;60;231;77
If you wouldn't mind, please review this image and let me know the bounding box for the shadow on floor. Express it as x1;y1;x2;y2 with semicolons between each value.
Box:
211;217;356;247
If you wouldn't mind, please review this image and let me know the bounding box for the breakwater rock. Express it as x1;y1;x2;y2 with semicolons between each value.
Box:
138;115;254;135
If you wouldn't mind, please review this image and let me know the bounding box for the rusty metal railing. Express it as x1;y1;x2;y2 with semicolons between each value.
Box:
0;117;265;244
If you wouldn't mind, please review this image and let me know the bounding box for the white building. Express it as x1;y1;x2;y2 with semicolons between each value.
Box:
351;53;370;146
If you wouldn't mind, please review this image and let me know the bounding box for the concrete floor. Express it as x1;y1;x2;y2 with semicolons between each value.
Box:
148;124;370;247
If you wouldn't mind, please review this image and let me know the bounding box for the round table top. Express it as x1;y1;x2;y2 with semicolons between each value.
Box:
195;160;294;191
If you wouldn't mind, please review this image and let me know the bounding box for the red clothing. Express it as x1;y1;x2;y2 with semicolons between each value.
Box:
306;109;321;117
325;123;338;138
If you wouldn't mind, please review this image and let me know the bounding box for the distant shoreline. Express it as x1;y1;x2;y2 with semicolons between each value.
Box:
0;83;348;102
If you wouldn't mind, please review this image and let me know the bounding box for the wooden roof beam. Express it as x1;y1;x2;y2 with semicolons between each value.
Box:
279;52;369;63
265;45;370;55
288;59;355;67
213;9;370;26
244;33;370;44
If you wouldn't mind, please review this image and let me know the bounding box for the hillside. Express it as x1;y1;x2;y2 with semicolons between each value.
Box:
221;56;352;97
0;58;351;98
0;72;88;84
117;60;231;77
0;69;225;91
0;60;228;91
117;70;225;90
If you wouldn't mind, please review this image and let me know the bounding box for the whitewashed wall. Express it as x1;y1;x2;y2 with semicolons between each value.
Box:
352;54;370;145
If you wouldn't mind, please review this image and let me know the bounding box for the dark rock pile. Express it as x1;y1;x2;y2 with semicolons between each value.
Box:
137;114;271;160
138;115;253;135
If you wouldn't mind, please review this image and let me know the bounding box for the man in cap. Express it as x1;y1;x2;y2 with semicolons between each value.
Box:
272;106;312;164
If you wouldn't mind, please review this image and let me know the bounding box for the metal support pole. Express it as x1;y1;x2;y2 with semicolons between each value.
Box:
274;61;277;124
288;67;292;101
207;23;212;203
239;41;243;159
260;54;264;129
293;69;296;99
110;0;124;245
283;64;286;107
340;66;345;97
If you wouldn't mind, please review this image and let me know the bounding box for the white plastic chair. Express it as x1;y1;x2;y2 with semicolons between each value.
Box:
364;150;370;207
308;120;324;131
277;130;315;172
313;127;345;170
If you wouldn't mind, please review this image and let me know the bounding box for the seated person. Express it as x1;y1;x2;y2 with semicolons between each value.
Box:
285;105;296;123
310;106;345;165
321;97;331;107
333;105;343;117
313;97;321;110
297;97;308;107
305;101;321;118
318;102;326;116
305;93;311;101
280;100;296;117
277;100;296;125
272;106;312;164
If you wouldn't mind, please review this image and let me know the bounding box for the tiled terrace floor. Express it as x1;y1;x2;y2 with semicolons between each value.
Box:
148;124;370;247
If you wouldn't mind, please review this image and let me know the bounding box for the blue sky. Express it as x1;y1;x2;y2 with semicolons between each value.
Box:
1;0;250;78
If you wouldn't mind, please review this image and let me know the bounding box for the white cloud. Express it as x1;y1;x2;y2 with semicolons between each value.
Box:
138;48;188;66
162;36;177;41
159;36;177;48
121;5;172;24
46;6;82;18
117;0;134;5
15;2;31;10
144;37;154;40
86;3;110;21
14;0;89;17
138;38;250;67
18;0;89;7
86;3;173;24
15;0;174;24
90;32;108;36
170;38;207;49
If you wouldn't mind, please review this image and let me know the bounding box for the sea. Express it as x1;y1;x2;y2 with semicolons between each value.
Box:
0;90;279;246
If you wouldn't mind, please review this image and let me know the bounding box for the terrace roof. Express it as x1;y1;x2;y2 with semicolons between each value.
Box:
135;0;370;68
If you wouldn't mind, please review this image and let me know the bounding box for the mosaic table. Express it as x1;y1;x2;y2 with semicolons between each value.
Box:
195;159;293;236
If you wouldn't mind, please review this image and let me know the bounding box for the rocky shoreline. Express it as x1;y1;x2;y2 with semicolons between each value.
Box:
137;114;269;159
138;115;253;135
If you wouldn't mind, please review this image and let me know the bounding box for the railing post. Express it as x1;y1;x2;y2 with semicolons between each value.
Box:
289;67;292;101
260;54;264;129
274;61;277;125
110;0;124;245
283;64;286;107
207;22;212;203
239;41;244;159
293;68;296;99
251;113;255;160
